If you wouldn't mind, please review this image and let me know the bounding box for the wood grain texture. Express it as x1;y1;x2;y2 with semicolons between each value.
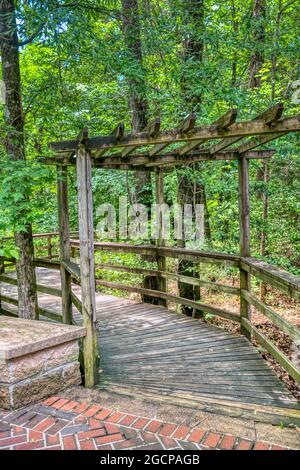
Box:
1;268;299;417
57;165;72;325
76;144;99;387
238;156;251;339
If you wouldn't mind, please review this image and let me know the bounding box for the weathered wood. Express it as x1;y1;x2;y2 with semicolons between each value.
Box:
145;150;274;168
238;156;251;339
0;306;18;318
35;284;62;298
57;165;72;325
97;263;240;295
61;260;81;283
237;132;288;154
0;274;18;286
0;231;78;241
34;258;61;270
0;273;62;297
241;318;300;385
112;122;125;140
70;240;240;266
76;142;99;387
0;294;18;306
121;118;160;158
94;123;125;158
149;114;196;157
96;279;240;323
241;290;300;341
178;109;238;156
155;168;167;306
41;149;274;168
104;384;300;427
50;111;300;155
241;257;300;302
2;266;299;423
71;291;82;314
47;235;52;259
258;102;284;125
0;294;63;323
210;103;284;154
0;252;4;314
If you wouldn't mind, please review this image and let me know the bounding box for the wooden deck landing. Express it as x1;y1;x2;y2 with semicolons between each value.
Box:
1;268;299;423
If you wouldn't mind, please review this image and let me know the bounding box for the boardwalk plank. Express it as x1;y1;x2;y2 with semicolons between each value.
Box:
1;267;299;412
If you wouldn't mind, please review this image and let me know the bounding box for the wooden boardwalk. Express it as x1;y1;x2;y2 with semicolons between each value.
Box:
1;268;299;420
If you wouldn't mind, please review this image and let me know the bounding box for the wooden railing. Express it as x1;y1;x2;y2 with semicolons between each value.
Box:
1;231;79;260
71;240;300;385
0;233;299;385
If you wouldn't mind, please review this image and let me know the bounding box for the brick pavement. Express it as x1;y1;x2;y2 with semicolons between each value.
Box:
0;397;292;450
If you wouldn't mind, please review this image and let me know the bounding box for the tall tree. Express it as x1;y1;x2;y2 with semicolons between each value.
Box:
121;0;151;204
177;0;211;316
249;0;267;88
0;0;37;318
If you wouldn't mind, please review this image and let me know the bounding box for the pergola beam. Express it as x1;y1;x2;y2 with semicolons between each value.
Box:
49;115;300;154
94;122;125;158
209;103;284;154
39;149;274;169
237;132;288;154
149;113;196;157
122;118;160;158
177;108;238;156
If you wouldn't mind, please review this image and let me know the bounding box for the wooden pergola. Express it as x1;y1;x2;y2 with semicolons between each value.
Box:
41;102;300;388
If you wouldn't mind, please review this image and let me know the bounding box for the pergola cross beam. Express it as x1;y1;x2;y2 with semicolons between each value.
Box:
209;103;284;155
149;113;196;157
49;114;300;159
177;108;238;156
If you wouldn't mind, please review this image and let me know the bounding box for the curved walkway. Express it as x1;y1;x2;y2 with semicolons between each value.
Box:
1;268;299;422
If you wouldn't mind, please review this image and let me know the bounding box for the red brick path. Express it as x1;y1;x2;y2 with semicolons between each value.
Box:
0;397;291;450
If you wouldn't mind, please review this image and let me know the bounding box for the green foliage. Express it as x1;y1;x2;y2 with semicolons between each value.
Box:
0;155;52;233
0;0;299;274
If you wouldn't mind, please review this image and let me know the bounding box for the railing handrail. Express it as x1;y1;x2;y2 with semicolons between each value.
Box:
241;257;300;302
1;236;300;385
70;239;240;266
1;230;79;241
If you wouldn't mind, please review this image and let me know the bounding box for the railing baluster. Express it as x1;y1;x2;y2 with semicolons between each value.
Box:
47;235;52;259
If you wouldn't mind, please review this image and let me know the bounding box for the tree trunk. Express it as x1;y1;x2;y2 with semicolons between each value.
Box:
249;0;266;88
231;0;238;87
271;0;282;100
121;0;151;205
180;0;204;111
0;0;37;319
177;174;201;316
177;1;209;316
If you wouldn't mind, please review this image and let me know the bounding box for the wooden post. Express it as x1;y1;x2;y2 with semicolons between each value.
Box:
155;168;167;306
57;165;72;325
76;142;99;388
47;235;52;259
238;156;251;339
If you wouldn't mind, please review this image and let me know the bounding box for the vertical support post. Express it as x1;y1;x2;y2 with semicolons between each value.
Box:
238;156;251;339
76;142;99;388
57;165;72;325
155;168;167;306
47;235;52;259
